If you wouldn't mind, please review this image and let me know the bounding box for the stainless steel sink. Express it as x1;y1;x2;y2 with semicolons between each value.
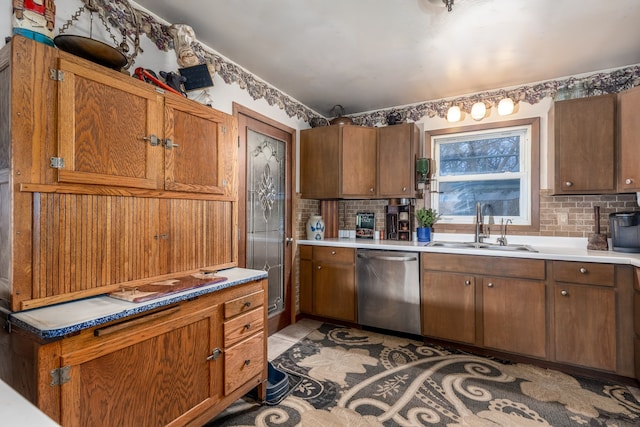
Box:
426;241;538;252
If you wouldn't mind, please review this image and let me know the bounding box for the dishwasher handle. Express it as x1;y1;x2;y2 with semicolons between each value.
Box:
357;253;418;262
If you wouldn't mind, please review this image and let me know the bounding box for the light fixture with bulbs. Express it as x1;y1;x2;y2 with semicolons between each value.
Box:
446;97;517;122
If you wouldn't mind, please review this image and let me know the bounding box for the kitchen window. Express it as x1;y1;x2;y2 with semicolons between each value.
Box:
426;118;540;231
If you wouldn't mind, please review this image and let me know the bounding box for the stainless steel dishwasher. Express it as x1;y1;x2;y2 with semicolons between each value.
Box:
356;249;420;335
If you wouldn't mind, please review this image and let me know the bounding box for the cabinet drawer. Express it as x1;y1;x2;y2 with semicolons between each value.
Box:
224;333;264;394
313;246;354;264
224;308;264;348
224;290;264;319
552;261;614;286
300;245;313;260
423;253;545;280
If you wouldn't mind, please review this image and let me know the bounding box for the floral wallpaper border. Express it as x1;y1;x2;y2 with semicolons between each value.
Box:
93;0;640;127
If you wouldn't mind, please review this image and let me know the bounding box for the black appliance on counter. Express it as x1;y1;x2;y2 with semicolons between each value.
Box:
385;203;413;241
609;211;640;253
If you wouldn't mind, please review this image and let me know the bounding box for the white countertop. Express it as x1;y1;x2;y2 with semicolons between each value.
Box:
299;234;640;267
0;380;60;426
9;267;268;339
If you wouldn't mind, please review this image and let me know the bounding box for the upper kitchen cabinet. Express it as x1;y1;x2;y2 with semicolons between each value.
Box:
548;94;616;195
54;46;235;195
300;125;377;199
55;56;164;190
377;123;419;198
617;85;640;192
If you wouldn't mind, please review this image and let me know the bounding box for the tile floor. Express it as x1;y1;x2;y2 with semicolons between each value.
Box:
267;318;323;361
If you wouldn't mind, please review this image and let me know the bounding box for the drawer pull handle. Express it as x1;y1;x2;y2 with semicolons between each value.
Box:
579;267;587;274
331;251;336;255
625;178;633;185
561;290;569;297
94;306;180;337
206;348;222;361
244;301;252;308
244;323;252;330
487;282;494;288
565;181;573;187
464;280;471;286
244;359;251;366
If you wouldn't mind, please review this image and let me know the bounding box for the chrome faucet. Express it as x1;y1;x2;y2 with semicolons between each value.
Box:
474;202;490;243
497;218;512;246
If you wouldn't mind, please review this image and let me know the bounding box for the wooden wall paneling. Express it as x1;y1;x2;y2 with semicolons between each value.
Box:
320;200;338;238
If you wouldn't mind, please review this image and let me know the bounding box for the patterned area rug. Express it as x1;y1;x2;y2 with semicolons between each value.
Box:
211;323;640;426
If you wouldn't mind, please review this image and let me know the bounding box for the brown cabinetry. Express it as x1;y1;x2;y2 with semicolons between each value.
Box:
0;36;238;311
422;253;546;357
300;125;377;199
548;94;616;194
0;279;267;427
551;261;634;376
617;85;640;192
633;267;640;380
377;123;419;198
299;245;356;322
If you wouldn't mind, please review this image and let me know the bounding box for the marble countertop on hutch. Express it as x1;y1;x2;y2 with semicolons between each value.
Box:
9;268;268;340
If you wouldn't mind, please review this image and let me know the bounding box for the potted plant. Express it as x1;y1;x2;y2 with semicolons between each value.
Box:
415;207;439;243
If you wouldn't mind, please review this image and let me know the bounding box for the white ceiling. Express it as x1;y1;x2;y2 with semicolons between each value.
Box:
133;0;640;117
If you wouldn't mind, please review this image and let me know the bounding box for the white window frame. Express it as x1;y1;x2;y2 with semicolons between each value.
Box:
429;121;536;227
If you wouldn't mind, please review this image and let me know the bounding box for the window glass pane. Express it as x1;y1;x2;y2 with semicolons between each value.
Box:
439;136;520;176
438;179;521;216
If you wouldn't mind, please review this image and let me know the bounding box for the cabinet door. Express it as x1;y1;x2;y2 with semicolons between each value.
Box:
313;261;356;322
161;199;235;275
482;277;546;357
341;126;377;197
422;271;475;344
378;123;418;197
163;95;231;194
300;126;340;198
59;304;222;427
554;284;616;371
299;254;313;314
56;57;164;189
618;86;640;192
553;95;616;194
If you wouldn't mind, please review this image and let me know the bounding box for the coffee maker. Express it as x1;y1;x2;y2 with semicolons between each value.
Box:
385;200;413;241
609;211;640;253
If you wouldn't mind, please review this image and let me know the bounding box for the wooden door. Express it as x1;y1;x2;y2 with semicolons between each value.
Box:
482;277;546;357
422;271;476;344
59;303;222;427
56;57;164;189
554;284;616;371
313;261;356;322
300;126;340;198
378;123;418;197
553;95;616;194
617;86;640;192
341;126;377;197
164;95;233;194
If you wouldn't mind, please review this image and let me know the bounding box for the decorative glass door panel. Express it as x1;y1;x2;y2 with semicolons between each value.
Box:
246;130;285;315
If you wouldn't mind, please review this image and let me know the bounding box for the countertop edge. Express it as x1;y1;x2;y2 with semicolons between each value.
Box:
9;268;268;340
298;238;640;267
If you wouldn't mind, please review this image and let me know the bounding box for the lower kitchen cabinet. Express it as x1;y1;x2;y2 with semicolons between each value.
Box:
422;253;547;357
551;261;634;376
0;279;267;427
299;245;356;322
634;267;640;380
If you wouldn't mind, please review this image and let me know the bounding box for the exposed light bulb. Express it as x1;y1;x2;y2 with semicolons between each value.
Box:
498;98;515;116
447;106;462;122
471;102;487;120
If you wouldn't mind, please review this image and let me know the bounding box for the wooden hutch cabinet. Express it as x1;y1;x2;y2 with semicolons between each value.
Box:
0;36;264;426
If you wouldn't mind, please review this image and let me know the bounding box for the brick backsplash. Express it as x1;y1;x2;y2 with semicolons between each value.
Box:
297;192;639;239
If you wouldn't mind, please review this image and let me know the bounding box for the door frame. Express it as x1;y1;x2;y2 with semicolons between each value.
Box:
233;103;297;334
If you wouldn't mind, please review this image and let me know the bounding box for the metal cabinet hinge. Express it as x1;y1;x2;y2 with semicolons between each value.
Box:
206;348;222;361
163;138;179;150
50;157;65;169
222;125;227;134
50;366;71;386
49;69;65;81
